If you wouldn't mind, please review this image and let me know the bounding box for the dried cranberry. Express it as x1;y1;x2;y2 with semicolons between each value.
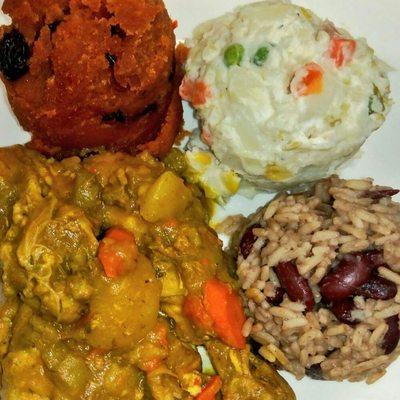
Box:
239;224;261;259
0;29;31;81
266;286;285;306
320;250;383;302
382;315;400;355
275;261;315;311
330;298;359;325
355;275;397;300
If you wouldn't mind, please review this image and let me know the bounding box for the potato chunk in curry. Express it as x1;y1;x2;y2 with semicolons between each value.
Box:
0;146;295;400
88;255;161;350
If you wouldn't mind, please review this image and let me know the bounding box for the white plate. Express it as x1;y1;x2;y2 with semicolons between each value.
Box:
1;1;400;399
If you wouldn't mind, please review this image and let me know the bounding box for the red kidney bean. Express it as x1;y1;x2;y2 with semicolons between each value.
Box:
330;298;359;325
360;249;385;266
239;224;261;259
355;275;397;300
266;286;285;306
319;250;384;302
275;261;315;311
364;189;399;200
382;315;400;355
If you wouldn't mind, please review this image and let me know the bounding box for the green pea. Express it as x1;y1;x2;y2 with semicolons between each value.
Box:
252;46;269;66
224;44;244;67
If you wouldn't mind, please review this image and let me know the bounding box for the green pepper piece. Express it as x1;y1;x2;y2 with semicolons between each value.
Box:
224;44;244;67
252;46;269;66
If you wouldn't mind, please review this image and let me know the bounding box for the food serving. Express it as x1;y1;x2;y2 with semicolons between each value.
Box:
181;0;391;191
0;0;182;157
0;146;294;399
0;0;398;398
236;176;400;383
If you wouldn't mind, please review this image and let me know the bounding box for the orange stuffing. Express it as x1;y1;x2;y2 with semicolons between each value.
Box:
1;0;182;158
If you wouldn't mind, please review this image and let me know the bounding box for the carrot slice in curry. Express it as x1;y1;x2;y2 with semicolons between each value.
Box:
183;294;215;332
196;376;222;400
203;279;246;350
98;227;138;278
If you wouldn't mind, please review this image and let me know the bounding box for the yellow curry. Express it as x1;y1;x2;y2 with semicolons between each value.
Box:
0;146;294;400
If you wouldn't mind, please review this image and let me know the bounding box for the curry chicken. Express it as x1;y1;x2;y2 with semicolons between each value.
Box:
0;146;294;400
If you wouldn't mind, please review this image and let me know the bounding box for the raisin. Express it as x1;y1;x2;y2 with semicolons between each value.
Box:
0;29;31;81
110;24;126;38
102;110;126;123
105;53;117;67
48;20;62;33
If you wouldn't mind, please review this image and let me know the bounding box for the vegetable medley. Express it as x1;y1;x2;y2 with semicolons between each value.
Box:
0;146;294;400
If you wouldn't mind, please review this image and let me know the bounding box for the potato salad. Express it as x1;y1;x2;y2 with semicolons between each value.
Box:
181;0;391;190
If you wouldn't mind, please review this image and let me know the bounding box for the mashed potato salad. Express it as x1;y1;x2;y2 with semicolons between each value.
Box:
181;0;391;191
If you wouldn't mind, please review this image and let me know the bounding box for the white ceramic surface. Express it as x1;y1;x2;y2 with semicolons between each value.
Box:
1;1;400;399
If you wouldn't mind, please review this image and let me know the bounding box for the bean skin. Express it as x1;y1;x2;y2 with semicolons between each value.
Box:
364;189;399;200
355;275;397;300
239;224;261;259
319;250;384;302
305;364;325;380
382;315;400;355
266;286;285;306
330;298;359;325
275;261;315;311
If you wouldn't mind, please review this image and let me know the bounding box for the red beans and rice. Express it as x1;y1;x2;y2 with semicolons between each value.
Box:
236;177;400;383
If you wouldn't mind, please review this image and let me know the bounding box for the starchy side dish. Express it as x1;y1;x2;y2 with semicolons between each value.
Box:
0;146;294;400
181;0;391;191
0;0;182;157
235;177;400;382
